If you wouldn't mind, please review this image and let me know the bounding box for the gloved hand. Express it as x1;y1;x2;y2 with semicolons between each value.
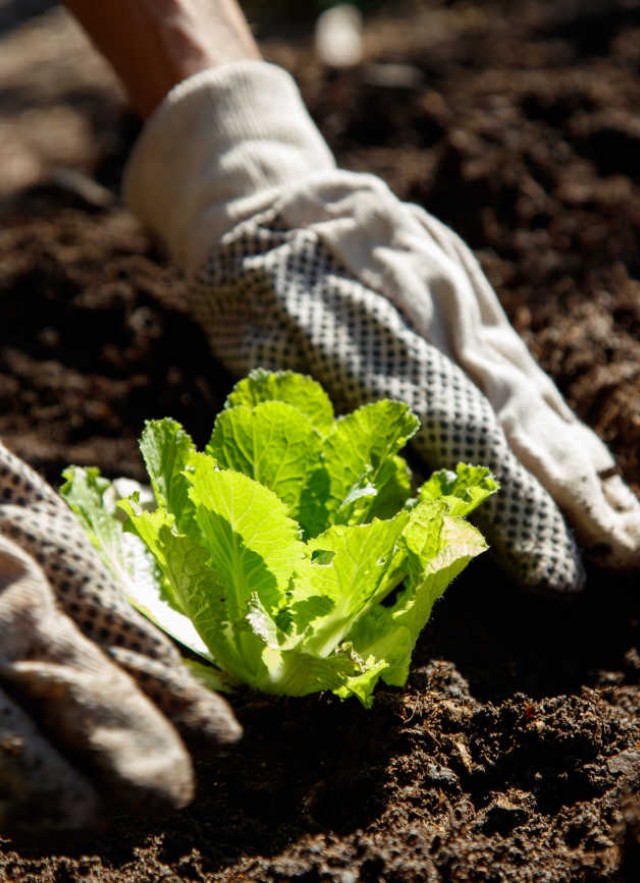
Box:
0;441;241;837
126;62;640;595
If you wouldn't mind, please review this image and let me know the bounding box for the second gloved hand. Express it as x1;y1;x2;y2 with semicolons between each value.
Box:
0;441;241;837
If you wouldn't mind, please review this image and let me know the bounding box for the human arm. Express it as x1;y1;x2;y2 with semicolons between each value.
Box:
63;0;260;117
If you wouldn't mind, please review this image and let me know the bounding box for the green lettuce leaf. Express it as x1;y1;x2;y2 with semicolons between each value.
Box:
225;368;335;436
207;401;328;536
418;463;499;517
61;465;211;660
321;400;419;527
339;502;488;699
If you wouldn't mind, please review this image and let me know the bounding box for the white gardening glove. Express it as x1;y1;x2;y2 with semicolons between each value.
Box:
0;441;241;837
126;61;640;595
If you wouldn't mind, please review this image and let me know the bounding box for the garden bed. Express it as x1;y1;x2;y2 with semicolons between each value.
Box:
2;2;640;879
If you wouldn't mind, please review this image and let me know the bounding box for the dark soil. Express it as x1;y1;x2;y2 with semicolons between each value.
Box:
2;1;640;880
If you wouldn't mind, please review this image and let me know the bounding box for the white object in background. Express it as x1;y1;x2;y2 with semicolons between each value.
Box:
315;4;363;68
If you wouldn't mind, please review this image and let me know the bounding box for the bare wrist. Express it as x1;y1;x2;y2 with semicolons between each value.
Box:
64;0;261;117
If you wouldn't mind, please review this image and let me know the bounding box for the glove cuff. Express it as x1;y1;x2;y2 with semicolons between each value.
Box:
124;61;336;273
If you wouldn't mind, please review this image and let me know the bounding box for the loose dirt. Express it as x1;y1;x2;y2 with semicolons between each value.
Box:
2;2;640;880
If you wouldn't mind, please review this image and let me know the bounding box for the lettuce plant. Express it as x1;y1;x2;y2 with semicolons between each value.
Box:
62;370;497;706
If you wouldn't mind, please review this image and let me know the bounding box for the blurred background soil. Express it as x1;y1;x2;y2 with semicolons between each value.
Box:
2;1;640;880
